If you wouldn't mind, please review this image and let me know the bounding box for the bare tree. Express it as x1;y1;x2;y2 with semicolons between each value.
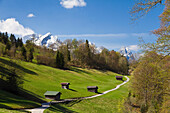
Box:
130;0;163;21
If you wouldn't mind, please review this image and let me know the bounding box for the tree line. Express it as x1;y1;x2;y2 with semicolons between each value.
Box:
0;32;129;74
120;0;170;113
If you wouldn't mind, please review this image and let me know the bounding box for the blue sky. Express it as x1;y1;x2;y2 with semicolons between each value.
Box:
0;0;164;51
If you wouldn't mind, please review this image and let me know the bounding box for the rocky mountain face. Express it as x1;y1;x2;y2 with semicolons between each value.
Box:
119;47;135;61
23;33;104;53
23;32;62;50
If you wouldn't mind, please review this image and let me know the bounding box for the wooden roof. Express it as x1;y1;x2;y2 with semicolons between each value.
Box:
87;86;98;89
116;76;123;78
44;91;61;96
61;83;70;85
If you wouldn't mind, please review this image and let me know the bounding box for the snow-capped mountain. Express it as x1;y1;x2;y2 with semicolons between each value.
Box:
119;47;135;61
23;32;62;50
23;32;104;53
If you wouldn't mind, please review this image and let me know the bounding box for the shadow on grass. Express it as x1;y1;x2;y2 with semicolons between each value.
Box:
48;104;77;113
0;58;37;75
0;65;12;78
96;91;103;94
18;88;46;103
0;89;42;110
68;88;77;92
69;67;91;75
49;100;82;113
63;99;82;107
0;104;13;109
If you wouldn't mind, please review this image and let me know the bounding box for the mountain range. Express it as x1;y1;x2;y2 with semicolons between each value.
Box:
23;33;135;61
23;32;62;51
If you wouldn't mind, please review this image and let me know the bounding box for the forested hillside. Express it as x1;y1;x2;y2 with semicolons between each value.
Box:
0;32;129;74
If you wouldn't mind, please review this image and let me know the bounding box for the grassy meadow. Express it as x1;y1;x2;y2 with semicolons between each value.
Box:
44;78;130;113
0;56;127;112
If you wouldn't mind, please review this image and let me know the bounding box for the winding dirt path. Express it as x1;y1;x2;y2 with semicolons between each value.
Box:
24;76;129;113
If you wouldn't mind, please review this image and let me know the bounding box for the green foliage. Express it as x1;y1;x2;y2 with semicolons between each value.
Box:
85;40;91;65
72;38;78;49
21;46;27;61
16;38;23;47
66;44;71;62
117;98;125;113
118;56;129;75
1;32;8;45
129;1;170;112
26;40;34;62
27;48;34;62
5;41;11;51
37;55;56;67
9;34;16;46
131;51;169;112
56;50;65;68
0;31;129;75
140;102;148;113
0;43;5;56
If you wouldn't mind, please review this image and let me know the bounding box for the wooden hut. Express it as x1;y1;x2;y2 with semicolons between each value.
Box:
61;83;70;89
44;91;61;100
116;76;123;80
87;86;98;93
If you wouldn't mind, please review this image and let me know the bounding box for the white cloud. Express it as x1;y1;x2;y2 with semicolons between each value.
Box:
131;33;149;37
128;45;139;51
27;13;35;18
60;0;86;9
57;33;128;37
0;18;34;36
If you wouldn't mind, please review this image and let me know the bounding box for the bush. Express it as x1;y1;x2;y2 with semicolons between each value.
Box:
0;43;5;56
37;55;56;67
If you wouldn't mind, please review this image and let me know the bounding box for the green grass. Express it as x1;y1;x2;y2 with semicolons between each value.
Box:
0;90;40;109
44;77;130;113
0;109;29;113
0;56;126;111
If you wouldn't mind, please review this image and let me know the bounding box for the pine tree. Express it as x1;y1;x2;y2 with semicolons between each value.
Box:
59;52;65;68
56;50;65;68
85;40;91;65
5;41;11;51
56;50;60;67
1;33;8;44
66;44;71;62
9;34;16;46
17;38;23;47
27;48;34;62
21;46;27;61
0;32;2;42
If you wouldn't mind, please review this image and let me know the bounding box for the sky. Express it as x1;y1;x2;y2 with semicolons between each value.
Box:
0;0;165;52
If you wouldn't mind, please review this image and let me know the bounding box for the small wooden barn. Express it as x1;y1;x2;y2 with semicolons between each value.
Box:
44;91;61;100
87;86;98;93
61;83;70;89
116;76;123;80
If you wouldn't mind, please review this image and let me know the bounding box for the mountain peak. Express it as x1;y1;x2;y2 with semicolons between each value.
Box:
119;46;135;61
23;33;61;50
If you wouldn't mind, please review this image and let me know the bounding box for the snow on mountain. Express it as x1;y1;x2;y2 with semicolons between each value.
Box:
22;34;41;44
23;33;105;53
95;46;103;53
23;32;62;50
88;41;103;53
119;47;135;61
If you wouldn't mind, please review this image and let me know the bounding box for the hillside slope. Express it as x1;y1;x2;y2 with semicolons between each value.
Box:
45;78;130;113
0;57;125;110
